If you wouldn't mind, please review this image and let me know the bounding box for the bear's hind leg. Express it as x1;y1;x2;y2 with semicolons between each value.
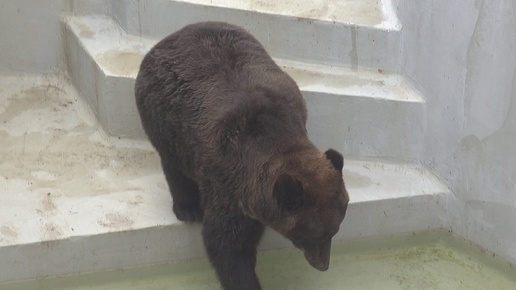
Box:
202;208;265;290
160;157;203;222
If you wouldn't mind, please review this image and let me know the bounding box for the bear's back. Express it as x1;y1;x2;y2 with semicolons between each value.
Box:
135;22;308;174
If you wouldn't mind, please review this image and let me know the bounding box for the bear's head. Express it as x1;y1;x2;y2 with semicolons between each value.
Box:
270;149;349;271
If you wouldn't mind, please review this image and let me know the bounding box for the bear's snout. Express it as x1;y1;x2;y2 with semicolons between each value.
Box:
303;242;331;271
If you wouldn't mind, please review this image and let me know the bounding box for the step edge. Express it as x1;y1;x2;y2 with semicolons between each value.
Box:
65;15;419;104
0;159;449;248
0;191;446;284
117;0;402;33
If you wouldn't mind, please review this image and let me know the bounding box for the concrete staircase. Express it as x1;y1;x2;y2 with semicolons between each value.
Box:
63;9;423;161
0;0;449;284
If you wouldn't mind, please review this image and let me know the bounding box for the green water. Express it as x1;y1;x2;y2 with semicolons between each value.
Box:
2;231;516;290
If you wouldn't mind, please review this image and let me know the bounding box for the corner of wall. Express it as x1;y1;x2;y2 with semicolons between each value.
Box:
395;0;516;266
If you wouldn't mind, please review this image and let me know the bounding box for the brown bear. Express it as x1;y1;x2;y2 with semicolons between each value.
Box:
135;22;349;290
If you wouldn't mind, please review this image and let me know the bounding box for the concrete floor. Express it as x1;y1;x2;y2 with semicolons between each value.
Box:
1;231;515;290
0;71;448;284
0;73;170;247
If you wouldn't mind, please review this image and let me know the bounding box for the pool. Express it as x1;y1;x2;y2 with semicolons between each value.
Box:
2;231;515;290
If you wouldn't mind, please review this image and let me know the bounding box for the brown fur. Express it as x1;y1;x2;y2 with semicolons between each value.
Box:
135;21;349;290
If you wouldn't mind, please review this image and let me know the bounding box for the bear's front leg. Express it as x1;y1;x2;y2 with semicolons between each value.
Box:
160;155;203;222
202;206;265;290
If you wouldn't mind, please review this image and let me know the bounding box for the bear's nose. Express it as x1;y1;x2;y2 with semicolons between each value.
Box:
303;243;331;271
304;251;330;271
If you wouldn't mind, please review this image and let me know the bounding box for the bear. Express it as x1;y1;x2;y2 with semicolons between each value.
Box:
135;22;349;290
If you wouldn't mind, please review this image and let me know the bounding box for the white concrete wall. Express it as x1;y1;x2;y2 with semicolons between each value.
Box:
397;0;516;265
0;1;70;73
0;0;110;73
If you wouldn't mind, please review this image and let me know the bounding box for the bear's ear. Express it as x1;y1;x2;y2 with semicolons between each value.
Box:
273;174;305;211
325;149;344;172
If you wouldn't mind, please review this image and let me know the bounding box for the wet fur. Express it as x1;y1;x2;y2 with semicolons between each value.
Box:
135;22;349;290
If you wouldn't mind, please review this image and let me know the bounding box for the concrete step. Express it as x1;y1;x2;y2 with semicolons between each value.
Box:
63;15;425;161
0;74;447;283
110;0;402;71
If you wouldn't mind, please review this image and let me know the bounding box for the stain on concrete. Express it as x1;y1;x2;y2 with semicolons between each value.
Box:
99;213;135;229
296;2;330;20
244;0;384;26
0;226;18;238
349;26;359;71
0;225;19;245
0;80;161;199
283;66;376;89
252;0;274;9
0;84;81;137
41;195;57;213
1;86;58;122
343;169;374;188
127;195;144;207
75;21;94;39
43;223;63;240
31;171;58;181
0;75;169;247
96;50;144;76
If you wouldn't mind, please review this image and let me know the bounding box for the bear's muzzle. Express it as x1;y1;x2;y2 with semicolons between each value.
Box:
303;240;331;271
